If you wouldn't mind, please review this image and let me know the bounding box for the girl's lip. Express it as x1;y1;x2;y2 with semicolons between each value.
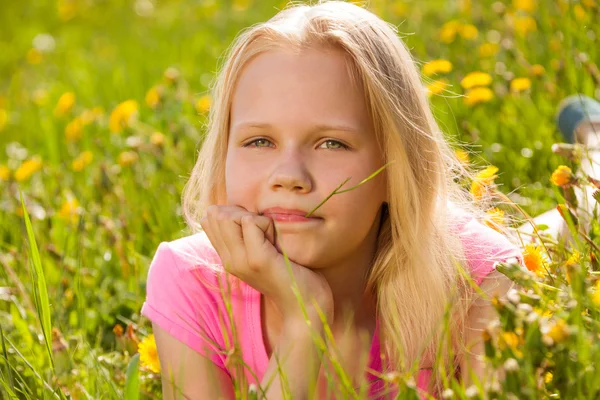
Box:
263;213;322;223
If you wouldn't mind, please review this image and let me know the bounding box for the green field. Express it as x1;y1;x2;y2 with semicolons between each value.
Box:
1;0;600;399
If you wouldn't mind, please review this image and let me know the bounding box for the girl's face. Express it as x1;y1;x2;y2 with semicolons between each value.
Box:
226;47;387;269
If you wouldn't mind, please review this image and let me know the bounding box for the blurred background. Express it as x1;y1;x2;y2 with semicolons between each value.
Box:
0;0;598;398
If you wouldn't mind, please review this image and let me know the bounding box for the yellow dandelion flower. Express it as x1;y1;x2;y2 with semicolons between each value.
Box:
58;0;77;21
195;95;212;114
422;60;453;77
459;24;479;40
566;250;582;267
109;100;138;133
513;0;536;13
0;164;10;181
58;199;80;224
523;244;547;276
502;332;519;349
461;72;493;89
455;149;470;165
232;0;251;12
150;132;165;146
14;157;43;182
550;165;572;187
426;79;449;96
138;334;161;373
71;158;85;172
439;20;461;44
118;151;139;167
65;117;84;142
145;87;160;109
565;250;582;285
72;151;94;172
26;48;43;65
464;87;494;106
510;77;532;93
470;165;498;200
0;109;7;131
574;5;587;21
592;280;600;308
546;319;569;344
530;64;545;76
544;371;553;384
81;151;93;164
479;43;500;58
390;3;407;16
484;207;505;232
514;16;537;36
54;92;76;117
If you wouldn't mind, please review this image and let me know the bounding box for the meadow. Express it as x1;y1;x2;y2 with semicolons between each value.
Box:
1;0;599;399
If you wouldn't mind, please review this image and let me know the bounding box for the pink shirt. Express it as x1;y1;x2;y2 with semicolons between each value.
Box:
141;211;524;399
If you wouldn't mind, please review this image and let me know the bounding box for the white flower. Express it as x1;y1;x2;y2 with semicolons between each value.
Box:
503;358;519;372
484;380;501;393
525;311;539;324
33;33;55;53
507;288;521;304
465;385;479;398
542;335;554;346
517;303;533;314
442;388;454;399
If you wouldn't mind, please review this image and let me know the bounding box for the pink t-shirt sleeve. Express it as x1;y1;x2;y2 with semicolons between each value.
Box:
458;216;525;286
140;241;229;371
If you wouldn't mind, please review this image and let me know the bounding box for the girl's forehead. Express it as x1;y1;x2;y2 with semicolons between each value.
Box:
230;48;372;132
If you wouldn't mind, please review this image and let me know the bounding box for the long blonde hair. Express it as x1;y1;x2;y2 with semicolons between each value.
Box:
182;0;509;395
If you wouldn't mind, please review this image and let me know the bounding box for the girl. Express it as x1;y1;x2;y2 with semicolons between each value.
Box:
140;1;597;398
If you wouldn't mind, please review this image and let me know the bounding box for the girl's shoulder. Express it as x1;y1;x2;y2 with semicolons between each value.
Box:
156;230;224;273
141;232;254;368
143;231;252;308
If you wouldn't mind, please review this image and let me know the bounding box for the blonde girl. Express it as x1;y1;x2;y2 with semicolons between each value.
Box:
139;1;540;398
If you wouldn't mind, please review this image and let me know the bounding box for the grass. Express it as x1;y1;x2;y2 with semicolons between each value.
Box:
1;0;599;398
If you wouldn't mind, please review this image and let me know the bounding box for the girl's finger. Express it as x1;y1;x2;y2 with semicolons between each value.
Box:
217;210;251;270
241;215;279;272
253;215;276;245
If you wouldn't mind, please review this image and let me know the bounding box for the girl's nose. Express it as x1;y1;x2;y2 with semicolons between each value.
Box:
267;153;313;193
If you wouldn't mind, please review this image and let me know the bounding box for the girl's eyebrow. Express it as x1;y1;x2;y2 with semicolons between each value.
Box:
231;121;360;134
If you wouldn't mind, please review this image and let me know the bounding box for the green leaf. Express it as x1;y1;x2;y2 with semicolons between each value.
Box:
19;189;54;371
124;353;140;400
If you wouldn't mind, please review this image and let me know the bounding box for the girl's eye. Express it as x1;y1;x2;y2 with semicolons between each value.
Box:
243;138;349;150
244;138;273;148
319;140;349;150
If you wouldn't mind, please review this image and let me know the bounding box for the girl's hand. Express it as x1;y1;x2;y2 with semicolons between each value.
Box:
199;205;333;322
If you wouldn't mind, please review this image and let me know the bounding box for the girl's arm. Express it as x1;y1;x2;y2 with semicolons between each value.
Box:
154;313;328;400
459;269;517;387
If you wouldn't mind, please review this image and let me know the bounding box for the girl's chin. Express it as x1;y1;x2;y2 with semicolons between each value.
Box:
274;242;316;266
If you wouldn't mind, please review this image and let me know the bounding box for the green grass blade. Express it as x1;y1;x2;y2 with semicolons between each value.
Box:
0;324;15;394
18;189;54;371
124;353;140;400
